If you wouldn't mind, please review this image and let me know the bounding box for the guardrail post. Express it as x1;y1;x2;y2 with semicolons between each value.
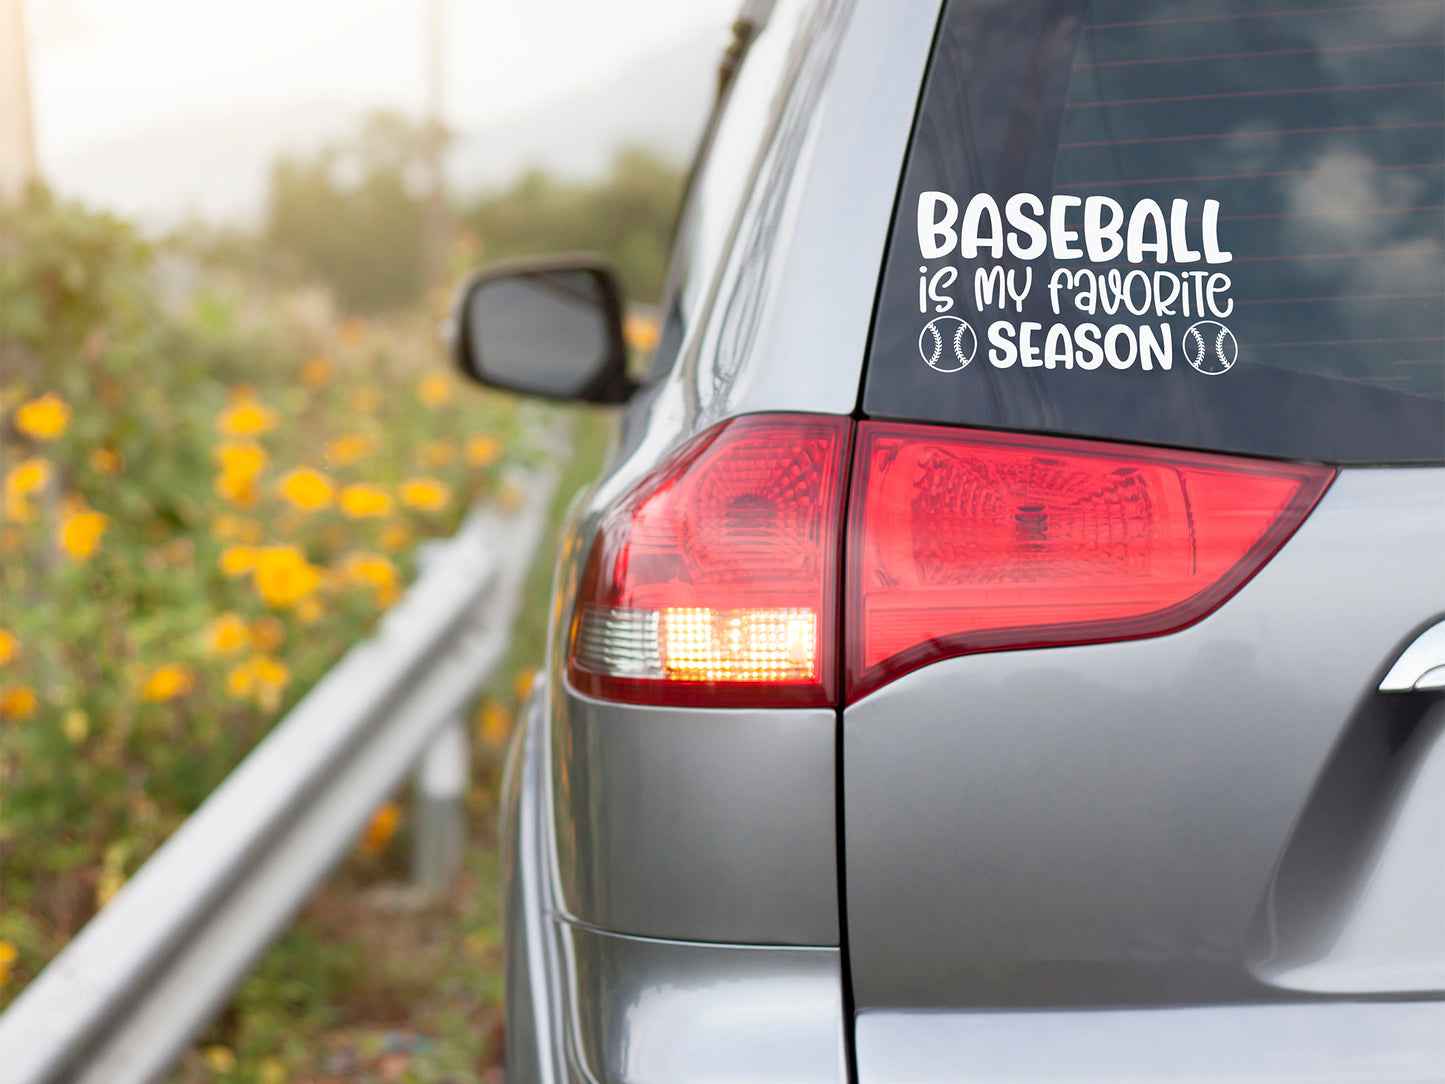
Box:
412;717;468;891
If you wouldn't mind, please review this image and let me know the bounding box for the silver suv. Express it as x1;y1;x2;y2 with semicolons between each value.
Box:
453;1;1445;1080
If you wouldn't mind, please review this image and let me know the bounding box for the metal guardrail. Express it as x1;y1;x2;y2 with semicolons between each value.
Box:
0;465;558;1084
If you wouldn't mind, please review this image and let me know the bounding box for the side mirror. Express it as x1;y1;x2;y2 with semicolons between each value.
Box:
451;256;636;404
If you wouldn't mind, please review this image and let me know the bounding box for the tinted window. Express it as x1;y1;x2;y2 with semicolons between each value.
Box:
864;0;1444;464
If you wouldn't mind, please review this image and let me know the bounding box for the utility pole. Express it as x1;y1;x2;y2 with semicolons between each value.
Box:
422;0;451;297
0;0;39;200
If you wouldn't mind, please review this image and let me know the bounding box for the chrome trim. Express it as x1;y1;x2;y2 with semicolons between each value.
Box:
1380;620;1445;692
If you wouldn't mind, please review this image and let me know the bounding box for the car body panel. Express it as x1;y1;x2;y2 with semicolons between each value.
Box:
504;670;849;1083
843;467;1445;1008
556;924;847;1084
550;687;839;944
854;1001;1445;1084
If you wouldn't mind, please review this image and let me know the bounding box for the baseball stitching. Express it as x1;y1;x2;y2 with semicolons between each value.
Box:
927;324;943;368
1188;327;1206;367
1215;327;1229;366
953;321;969;364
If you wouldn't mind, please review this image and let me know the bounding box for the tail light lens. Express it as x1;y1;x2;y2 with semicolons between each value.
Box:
568;414;850;707
846;422;1334;701
568;414;1333;708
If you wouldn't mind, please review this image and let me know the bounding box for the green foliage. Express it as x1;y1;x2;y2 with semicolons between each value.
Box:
0;187;524;1028
462;147;684;303
3;150;635;1078
265;112;428;313
264;111;686;314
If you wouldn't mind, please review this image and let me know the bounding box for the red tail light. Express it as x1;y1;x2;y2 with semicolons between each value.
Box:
568;414;1333;708
846;422;1334;702
568;414;850;707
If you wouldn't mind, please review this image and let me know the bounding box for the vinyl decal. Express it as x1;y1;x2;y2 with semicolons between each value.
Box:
919;316;977;372
915;191;1237;376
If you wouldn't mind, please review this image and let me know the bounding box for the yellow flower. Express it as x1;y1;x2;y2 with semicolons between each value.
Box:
464;433;503;468
14;392;71;441
212;512;241;539
202;613;251;656
342;551;396;585
278;468;334;511
249;615;286;652
419;440;455;468
64;708;88;744
513;666;539;699
349;388;380;415
58;508;109;562
342;550;399;605
257;1056;287;1084
4;457;51;498
477;700;512;746
251;655;289;689
623;312;661;352
250;655;291;711
217;396;278;436
294;595;325;624
96;869;125;907
0;685;37;721
300;355;334;387
359;801;400;853
213;469;258;507
338;316;367;345
211;512;261;541
400;477;451;512
89;446;124;474
201;1045;237;1074
142;664;194;702
339;484;392;519
213;441;268;478
417;373;453;407
326;432;376;466
252;546;322;608
2;495;35;524
0;939;17;986
224;663;254;699
219;544;259;577
0;628;14;665
378;521;410;553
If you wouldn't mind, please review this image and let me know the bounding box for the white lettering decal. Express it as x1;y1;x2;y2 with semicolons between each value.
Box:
1050;195;1084;259
988;321;1018;367
914;190;1240;378
918;192;958;259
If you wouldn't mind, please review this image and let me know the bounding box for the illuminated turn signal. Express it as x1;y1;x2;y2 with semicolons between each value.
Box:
568;415;849;707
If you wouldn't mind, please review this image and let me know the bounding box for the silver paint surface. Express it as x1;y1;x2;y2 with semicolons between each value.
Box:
855;1002;1445;1083
550;687;839;944
556;923;847;1084
844;467;1445;1007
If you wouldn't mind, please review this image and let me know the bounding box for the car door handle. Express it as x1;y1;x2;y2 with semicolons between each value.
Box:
1380;620;1445;692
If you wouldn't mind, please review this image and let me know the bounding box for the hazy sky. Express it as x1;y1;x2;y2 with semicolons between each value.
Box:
26;0;738;162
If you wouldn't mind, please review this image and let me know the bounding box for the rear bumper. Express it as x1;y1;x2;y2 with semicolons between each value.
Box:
500;683;848;1084
856;1002;1445;1083
504;683;1443;1084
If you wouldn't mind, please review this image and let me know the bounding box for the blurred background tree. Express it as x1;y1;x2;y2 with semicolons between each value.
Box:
264;112;430;313
461;146;681;302
263;110;684;313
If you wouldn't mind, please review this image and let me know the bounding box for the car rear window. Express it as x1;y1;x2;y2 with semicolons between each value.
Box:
863;0;1444;464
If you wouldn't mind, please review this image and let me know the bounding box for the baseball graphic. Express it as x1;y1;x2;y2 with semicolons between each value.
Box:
919;316;977;373
1182;320;1238;375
